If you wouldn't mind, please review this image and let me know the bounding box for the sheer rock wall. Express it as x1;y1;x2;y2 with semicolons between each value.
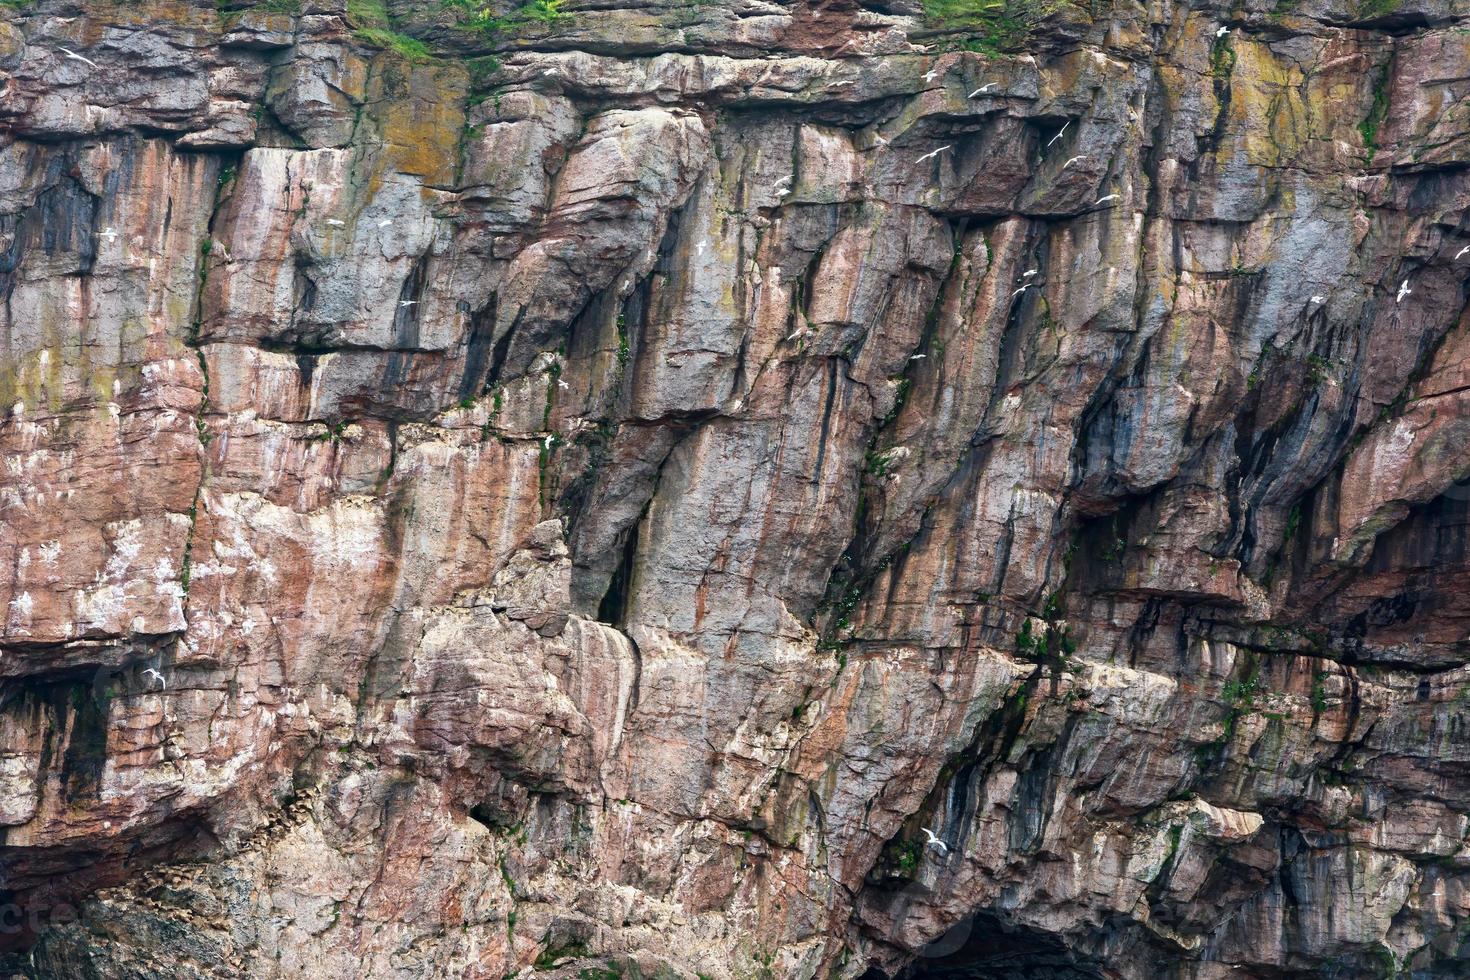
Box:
2;0;1470;976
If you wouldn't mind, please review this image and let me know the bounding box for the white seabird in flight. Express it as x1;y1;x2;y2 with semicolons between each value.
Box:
60;47;98;68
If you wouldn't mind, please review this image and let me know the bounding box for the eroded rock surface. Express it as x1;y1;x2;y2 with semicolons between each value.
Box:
2;0;1470;976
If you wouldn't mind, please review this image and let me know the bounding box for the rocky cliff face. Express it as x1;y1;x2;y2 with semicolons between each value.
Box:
1;0;1470;976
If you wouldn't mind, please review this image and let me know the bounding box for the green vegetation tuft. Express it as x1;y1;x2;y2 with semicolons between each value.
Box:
894;839;921;876
349;0;436;61
535;941;589;969
1356;0;1401;18
217;0;300;13
443;0;570;39
922;0;1068;55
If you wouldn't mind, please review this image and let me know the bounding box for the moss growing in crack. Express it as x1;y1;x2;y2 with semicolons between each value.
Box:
615;311;631;366
479;385;505;439
179;501;199;595
863;449;894;478
1282;503;1302;547
1210;37;1236;81
926;0;1067;54
1016;617;1038;656
308;420;349;443
1161;822;1184;870
1221;668;1262;739
497;851;519;939
1305;352;1331;385
879;377;911;428
542;359;562;430
1359;64;1391;158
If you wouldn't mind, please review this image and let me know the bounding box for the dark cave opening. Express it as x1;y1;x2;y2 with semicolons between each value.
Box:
865;912;1105;980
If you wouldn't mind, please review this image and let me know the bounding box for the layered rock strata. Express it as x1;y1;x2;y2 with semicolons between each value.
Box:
2;0;1470;976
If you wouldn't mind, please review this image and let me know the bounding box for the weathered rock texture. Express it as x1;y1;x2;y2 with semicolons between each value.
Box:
2;0;1470;975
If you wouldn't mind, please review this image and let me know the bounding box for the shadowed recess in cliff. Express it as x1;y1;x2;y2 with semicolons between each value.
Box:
865;912;1105;980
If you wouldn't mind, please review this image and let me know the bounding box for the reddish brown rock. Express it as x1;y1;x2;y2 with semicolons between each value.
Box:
2;0;1470;977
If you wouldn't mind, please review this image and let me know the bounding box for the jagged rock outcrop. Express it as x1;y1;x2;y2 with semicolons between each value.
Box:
2;0;1470;976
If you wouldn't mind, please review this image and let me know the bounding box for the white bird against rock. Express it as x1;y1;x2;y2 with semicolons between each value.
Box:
1021;268;1037;277
909;353;927;360
543;434;555;448
1047;122;1069;146
1216;26;1230;37
1456;245;1470;260
968;83;996;98
1310;295;1325;304
378;219;392;227
98;226;118;242
399;300;418;307
922;827;949;854
830;79;855;89
143;668;166;691
1063;155;1085;168
59;47;98;68
1012;285;1029;297
326;218;345;226
1397;279;1411;302
923;67;941;83
774;174;794;187
916;145;953;164
1095;193;1120;205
